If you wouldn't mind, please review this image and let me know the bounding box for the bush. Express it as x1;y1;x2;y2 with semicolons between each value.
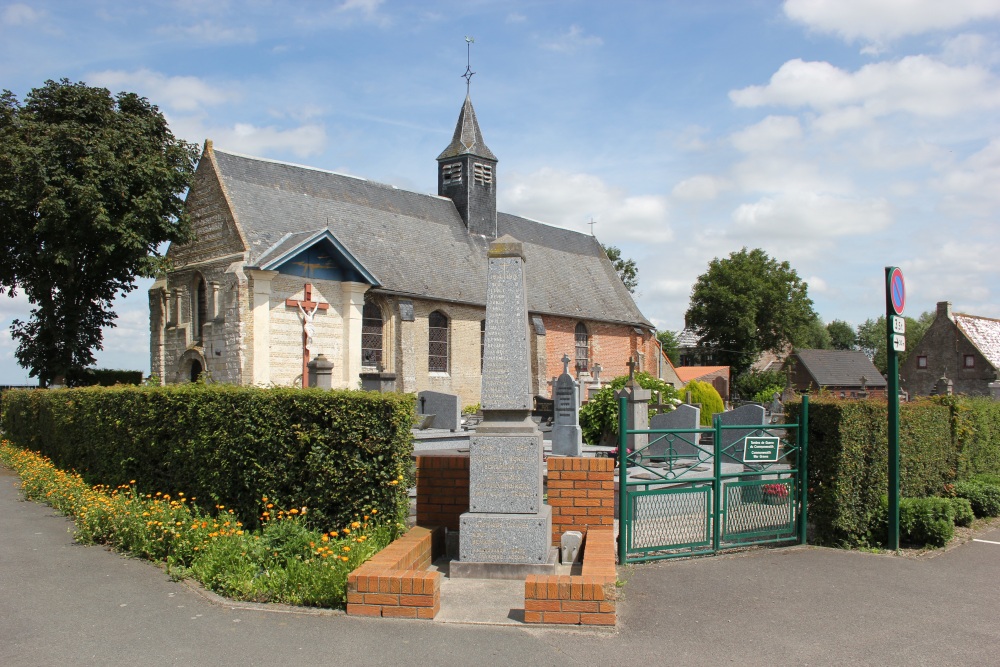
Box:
954;481;1000;518
734;369;786;401
65;368;144;387
677;380;724;426
579;372;678;446
752;386;785;404
950;497;975;527
899;497;954;547
0;385;414;531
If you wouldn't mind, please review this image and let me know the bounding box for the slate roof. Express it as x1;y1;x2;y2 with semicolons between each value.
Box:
954;313;1000;370
792;349;887;388
436;95;496;161
211;148;650;327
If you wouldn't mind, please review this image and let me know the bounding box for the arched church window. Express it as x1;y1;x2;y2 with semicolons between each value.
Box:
575;322;590;373
361;302;384;369
193;275;208;345
428;311;449;373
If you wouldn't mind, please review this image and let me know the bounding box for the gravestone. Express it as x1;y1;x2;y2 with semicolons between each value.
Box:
306;354;334;389
551;354;583;456
647;403;701;459
714;403;767;462
587;363;604;401
614;355;650;452
360;370;397;392
455;236;553;577
417;390;461;432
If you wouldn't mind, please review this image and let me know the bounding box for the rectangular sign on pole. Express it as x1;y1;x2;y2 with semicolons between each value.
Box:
744;436;781;463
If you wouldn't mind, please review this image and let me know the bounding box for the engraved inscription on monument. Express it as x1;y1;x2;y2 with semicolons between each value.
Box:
469;435;543;514
480;256;531;411
460;512;552;564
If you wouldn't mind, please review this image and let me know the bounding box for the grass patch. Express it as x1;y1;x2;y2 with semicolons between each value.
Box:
0;440;400;608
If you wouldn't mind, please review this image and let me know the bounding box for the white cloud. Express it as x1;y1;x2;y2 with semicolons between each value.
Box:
671;175;731;201
783;0;1000;44
506;12;527;23
731;192;893;238
157;20;257;44
731;157;853;196
1;3;43;25
730;56;1000;131
202;123;327;159
542;25;603;53
730;115;803;152
88;69;240;113
295;0;390;29
935;138;1000;215
501;168;671;244
806;275;829;293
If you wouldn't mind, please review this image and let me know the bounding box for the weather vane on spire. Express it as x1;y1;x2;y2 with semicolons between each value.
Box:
462;36;475;94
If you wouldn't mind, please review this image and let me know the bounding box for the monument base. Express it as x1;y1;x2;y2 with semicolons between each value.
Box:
458;506;553;564
449;547;559;580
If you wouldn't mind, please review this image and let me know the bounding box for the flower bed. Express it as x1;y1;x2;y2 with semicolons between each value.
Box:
0;441;399;608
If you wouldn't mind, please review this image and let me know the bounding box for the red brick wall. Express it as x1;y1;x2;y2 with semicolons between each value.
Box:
523;526;617;626
542;315;656;392
547;457;615;546
346;526;444;619
415;455;469;530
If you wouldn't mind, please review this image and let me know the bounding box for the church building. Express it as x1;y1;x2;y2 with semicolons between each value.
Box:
149;92;675;407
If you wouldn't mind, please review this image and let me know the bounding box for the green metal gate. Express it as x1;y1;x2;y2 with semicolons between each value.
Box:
617;396;809;564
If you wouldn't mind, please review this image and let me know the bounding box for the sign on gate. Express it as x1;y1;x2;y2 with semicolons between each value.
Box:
743;436;780;463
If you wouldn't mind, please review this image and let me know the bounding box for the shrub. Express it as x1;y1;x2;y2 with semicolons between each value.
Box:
66;368;144;387
733;369;786;402
899;497;954;547
752;386;785;404
579;372;678;446
0;385;413;531
949;497;975;527
954;481;1000;518
677;380;725;426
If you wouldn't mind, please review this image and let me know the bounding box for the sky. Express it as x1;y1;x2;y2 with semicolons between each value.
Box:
1;0;999;384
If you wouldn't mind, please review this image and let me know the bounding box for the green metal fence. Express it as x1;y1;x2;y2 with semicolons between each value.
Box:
617;395;809;564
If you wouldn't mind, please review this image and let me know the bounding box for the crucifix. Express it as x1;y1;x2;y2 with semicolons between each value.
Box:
285;283;329;387
626;352;640;387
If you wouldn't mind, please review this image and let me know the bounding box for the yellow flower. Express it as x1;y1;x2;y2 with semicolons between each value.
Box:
342;546;350;552
289;508;298;515
371;509;378;515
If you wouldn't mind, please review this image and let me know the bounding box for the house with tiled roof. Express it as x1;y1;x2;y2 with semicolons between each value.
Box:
149;92;669;406
900;301;1000;397
787;349;888;398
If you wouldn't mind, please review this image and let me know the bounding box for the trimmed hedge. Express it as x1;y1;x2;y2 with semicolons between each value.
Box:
1;385;413;531
66;368;144;387
786;396;999;547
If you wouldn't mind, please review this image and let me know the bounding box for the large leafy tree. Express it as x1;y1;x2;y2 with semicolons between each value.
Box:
656;329;680;366
0;79;198;386
602;244;638;294
684;248;817;377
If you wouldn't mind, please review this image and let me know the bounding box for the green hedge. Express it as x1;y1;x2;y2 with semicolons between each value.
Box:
66;368;144;387
1;385;413;531
786;396;978;547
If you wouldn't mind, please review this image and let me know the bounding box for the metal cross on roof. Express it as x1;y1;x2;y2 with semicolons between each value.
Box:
462;36;475;94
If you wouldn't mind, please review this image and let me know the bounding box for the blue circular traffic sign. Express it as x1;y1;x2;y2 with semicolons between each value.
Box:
889;267;905;315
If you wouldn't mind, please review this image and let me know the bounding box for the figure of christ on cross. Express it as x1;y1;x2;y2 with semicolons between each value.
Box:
285;283;329;387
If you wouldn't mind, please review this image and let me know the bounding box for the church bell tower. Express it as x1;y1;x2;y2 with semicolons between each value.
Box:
437;95;498;238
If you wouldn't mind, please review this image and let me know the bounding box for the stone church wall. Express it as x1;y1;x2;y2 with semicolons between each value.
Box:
267;277;345;388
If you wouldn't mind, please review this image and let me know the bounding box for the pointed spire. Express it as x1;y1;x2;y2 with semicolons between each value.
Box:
437;95;497;161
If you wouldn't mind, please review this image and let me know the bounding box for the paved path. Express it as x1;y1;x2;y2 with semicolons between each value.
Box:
2;465;999;666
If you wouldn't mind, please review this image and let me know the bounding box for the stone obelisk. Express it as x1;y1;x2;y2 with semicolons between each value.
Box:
453;235;554;578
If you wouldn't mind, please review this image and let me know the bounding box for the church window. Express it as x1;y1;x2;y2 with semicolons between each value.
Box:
917;355;928;369
480;319;486;371
575;322;590;372
442;163;462;185
361;302;384;369
964;354;975;369
473;163;493;185
193;275;208;345
429;311;449;373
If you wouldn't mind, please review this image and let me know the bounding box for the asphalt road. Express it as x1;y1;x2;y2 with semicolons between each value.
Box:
2;465;999;666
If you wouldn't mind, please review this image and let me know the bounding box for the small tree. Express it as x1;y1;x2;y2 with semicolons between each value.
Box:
827;319;856;350
601;244;639;294
656;330;681;366
0;79;198;385
678;380;725;426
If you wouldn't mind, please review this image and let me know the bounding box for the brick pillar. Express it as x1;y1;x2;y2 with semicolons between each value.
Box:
546;457;615;546
415;455;470;530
